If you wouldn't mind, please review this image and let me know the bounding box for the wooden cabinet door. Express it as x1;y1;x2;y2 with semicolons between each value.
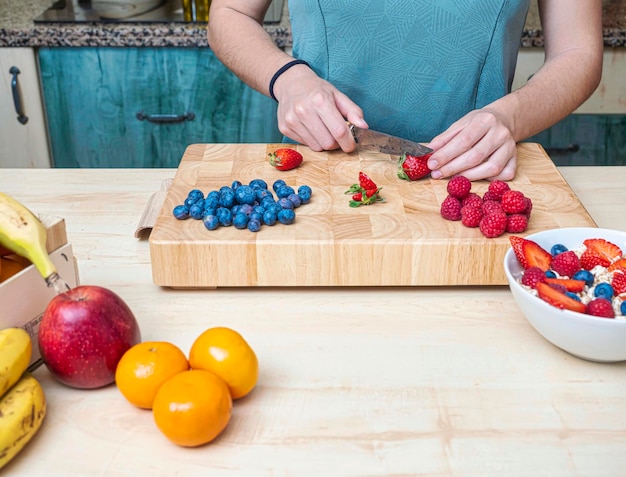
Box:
0;48;51;168
38;47;281;168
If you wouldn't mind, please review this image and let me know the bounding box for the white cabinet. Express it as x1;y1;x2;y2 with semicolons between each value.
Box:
514;47;626;114
0;48;51;168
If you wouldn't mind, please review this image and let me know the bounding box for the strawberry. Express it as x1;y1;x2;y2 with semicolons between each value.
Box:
509;236;529;268
358;172;377;190
550;250;581;278
612;269;626;295
608;257;626;272
521;238;552;271
348;187;383;207
268;148;303;171
544;277;586;293
536;282;586;313
397;152;431;181
583;238;622;265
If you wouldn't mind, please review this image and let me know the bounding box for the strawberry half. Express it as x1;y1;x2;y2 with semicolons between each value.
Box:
608;257;626;272
397;153;431;181
509;236;529;268
509;236;551;271
544;277;586;293
583;238;622;265
268;148;303;171
358;172;377;190
536;282;586;313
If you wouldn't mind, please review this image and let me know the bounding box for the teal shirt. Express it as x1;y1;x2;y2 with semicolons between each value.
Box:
289;0;530;142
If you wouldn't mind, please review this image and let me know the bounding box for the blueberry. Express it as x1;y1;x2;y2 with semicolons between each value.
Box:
256;189;272;201
234;185;256;205
272;179;287;192
565;291;581;302
173;204;189;220
207;190;220;201
187;189;204;201
277;208;296;225
253;205;265;215
189;204;204;219
572;270;594;288
297;185;312;203
278;197;294;209
550;243;568;256
233;212;249;229
275;185;295;199
231;180;242;190
261;197;276;209
204;196;219;210
216;207;233;226
545;270;557;279
287;193;302;208
263;210;277;226
184;196;198;208
249;179;268;190
247;219;262;232
250;212;263;222
621;301;626;316
203;214;219;230
219;185;232;194
218;190;236;208
594;282;614;300
239;204;254;216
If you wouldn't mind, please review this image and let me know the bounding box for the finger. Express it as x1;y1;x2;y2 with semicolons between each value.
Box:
436;144;516;182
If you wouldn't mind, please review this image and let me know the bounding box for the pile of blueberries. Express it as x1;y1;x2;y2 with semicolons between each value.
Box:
172;179;313;232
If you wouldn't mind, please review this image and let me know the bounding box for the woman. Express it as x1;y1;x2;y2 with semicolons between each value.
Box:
207;0;603;181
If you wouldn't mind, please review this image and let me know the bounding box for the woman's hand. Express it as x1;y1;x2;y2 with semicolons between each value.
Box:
273;66;368;152
426;108;518;182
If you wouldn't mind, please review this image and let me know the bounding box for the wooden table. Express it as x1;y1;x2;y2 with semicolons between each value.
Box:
1;166;625;477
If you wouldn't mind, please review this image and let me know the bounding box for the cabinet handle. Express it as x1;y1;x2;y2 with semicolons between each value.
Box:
545;144;580;155
9;66;28;125
136;111;195;123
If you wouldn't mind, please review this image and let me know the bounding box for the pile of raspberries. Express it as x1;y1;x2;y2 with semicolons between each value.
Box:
440;176;532;238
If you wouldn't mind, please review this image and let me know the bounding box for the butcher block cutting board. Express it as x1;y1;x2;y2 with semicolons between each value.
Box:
149;142;597;288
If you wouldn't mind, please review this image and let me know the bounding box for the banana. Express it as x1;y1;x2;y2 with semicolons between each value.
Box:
0;327;32;399
0;191;57;283
0;373;47;470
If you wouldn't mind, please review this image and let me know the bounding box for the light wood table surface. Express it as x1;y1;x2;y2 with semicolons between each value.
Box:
1;166;625;477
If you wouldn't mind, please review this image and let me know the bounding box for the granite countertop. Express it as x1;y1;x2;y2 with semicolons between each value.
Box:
0;0;625;48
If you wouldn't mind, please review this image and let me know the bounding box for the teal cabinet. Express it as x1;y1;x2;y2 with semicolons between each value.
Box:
38;47;282;168
528;114;626;166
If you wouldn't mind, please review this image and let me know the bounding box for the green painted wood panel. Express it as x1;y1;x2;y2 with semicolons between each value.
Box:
38;47;282;168
528;114;626;166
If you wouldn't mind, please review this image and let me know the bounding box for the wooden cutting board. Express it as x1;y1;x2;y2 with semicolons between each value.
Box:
149;142;597;288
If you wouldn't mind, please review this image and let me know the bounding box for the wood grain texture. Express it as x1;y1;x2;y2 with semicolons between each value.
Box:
149;143;597;287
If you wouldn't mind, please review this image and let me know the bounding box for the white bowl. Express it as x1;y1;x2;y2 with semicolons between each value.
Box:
504;227;626;363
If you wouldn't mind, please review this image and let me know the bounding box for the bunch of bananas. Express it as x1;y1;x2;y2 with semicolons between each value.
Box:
0;327;47;470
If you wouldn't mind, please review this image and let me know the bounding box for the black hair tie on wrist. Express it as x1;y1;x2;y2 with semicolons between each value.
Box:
269;59;311;102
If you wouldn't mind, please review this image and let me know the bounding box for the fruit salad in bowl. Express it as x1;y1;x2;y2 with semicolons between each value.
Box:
503;227;626;362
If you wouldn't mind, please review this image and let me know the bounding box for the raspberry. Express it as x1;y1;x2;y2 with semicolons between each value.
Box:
585;298;615;318
461;193;483;209
500;190;527;214
481;190;500;202
506;214;528;233
523;197;533;217
521;266;547;289
482;200;504;216
460;205;483;228
479;213;507;238
440;195;462;221
446;176;471;199
550;250;581;278
487;180;510;200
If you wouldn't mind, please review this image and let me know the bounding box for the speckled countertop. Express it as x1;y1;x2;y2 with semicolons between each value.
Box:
0;0;625;48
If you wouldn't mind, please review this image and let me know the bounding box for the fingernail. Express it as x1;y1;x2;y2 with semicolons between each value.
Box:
428;159;437;169
431;170;442;179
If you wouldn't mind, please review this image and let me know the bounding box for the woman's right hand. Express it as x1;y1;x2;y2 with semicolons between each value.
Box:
272;64;368;152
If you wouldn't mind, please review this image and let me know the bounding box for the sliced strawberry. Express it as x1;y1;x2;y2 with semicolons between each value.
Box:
521;239;552;271
583;238;622;264
358;172;377;190
536;282;586;313
608;257;626;272
352;192;362;201
544;277;586;293
580;248;609;269
509;236;529;269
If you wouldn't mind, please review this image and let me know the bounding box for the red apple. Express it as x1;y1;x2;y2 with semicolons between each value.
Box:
38;285;141;389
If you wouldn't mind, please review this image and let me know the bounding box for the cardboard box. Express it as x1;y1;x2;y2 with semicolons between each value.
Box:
0;216;80;366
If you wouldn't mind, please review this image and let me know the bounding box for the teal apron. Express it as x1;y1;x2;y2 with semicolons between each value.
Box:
288;0;530;142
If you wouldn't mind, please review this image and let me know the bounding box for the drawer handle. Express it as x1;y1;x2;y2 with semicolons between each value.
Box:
136;111;196;124
9;66;28;125
545;144;580;155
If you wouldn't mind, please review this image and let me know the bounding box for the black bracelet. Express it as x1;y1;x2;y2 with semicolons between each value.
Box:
269;59;311;102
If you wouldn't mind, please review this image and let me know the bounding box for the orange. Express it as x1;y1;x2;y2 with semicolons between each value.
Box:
152;369;232;447
189;326;258;400
115;341;189;409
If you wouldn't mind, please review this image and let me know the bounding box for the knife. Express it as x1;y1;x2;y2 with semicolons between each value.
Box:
349;124;432;157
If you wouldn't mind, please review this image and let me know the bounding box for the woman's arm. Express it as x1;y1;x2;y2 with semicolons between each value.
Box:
427;0;603;181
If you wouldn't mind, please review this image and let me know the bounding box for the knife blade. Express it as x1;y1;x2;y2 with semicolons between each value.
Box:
349;124;432;157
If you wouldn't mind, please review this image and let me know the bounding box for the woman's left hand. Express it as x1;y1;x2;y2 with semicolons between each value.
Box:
425;108;518;182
